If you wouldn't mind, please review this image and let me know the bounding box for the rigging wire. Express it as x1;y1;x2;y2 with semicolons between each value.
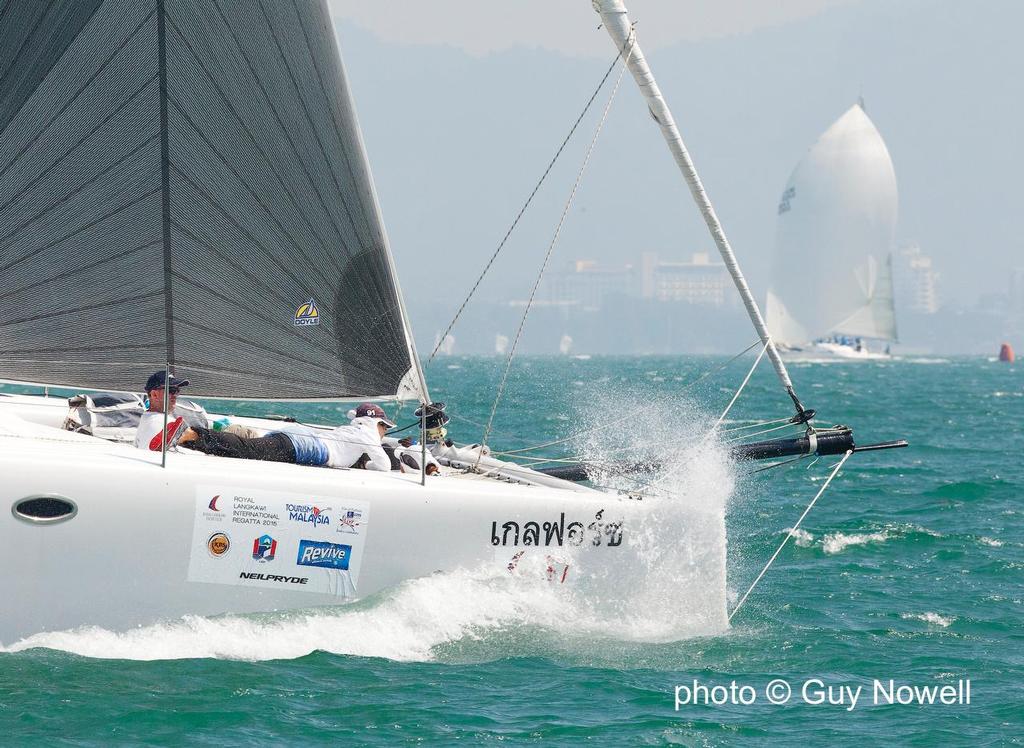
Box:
647;340;769;490
728;450;853;622
477;33;636;463
745;453;812;475
710;340;767;431
720;415;794;434
426;32;636;363
722;420;798;444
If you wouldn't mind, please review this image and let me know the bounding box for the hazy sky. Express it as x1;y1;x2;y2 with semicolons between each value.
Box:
326;0;1022;320
327;0;861;56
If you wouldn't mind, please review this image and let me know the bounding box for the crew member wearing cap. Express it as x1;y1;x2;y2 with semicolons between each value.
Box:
318;402;395;471
134;370;210;451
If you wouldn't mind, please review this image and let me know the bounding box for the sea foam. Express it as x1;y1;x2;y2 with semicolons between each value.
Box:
900;612;954;628
822;530;891;555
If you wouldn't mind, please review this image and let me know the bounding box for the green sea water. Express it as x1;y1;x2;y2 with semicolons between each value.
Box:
1;355;1021;745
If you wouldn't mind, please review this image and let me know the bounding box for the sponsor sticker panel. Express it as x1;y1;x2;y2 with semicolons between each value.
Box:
187;486;369;596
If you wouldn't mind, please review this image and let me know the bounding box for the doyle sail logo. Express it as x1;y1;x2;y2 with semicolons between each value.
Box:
252;534;278;562
294;298;320;327
296;540;351;570
287;504;331;527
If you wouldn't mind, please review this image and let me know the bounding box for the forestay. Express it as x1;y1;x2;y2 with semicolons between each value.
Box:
0;0;423;401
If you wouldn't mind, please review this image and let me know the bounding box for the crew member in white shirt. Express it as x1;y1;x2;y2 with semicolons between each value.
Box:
133;370;209;451
178;401;396;472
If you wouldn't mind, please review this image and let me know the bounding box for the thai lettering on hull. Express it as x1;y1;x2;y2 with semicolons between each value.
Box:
490;510;623;548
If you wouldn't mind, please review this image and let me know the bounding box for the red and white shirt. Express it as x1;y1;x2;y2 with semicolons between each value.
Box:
134;411;187;451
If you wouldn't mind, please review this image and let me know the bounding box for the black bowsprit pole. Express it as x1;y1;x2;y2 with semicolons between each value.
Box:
537;429;907;482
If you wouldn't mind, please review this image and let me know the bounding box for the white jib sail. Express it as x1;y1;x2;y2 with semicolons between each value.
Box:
766;103;899;345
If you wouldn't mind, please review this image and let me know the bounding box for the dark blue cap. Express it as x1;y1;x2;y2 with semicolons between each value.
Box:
144;370;190;391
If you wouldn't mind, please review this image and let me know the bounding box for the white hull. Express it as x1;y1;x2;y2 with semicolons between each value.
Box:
780;341;891;362
0;394;727;644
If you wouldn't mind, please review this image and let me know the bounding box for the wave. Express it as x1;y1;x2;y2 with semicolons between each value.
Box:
782;524;942;555
822;530;891;555
786;528;815;548
925;480;1009;502
3;543;730;663
900;612;954;627
2;567;570;662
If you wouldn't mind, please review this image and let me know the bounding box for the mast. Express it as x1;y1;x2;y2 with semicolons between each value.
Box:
592;0;806;417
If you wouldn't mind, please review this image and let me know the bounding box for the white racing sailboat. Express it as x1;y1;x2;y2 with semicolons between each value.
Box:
766;103;899;360
0;0;903;645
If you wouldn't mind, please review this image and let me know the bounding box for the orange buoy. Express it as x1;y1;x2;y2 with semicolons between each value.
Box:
999;342;1015;362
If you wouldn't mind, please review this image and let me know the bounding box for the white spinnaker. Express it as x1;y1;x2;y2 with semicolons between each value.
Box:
767;104;899;345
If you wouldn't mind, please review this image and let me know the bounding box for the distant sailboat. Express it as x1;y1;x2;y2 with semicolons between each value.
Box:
494;334;509;355
559;334;573;356
766;103;898;360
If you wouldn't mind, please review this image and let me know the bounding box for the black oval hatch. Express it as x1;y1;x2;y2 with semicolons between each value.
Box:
11;495;78;524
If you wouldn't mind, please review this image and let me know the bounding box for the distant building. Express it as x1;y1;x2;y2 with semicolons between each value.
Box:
896;243;939;314
521;252;734;316
541;260;635;311
641;251;733;307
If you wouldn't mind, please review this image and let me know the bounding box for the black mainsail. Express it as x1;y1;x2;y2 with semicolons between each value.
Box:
0;0;423;400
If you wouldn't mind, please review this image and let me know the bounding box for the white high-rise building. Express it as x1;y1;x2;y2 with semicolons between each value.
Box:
896;243;940;314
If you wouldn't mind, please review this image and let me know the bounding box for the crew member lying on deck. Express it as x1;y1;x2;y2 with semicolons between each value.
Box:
178;402;395;471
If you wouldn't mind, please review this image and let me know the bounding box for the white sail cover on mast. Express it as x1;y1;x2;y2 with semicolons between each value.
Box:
766;103;899;345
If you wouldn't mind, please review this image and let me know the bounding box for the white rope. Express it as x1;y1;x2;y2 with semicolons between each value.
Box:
711;340;767;431
594;1;802;413
728;449;853;622
477;33;635;464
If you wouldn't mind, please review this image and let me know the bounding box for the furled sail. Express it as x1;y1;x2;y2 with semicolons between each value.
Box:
0;0;423;400
766;103;898;345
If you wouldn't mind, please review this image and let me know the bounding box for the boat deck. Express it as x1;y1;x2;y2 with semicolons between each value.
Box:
0;392;593;495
